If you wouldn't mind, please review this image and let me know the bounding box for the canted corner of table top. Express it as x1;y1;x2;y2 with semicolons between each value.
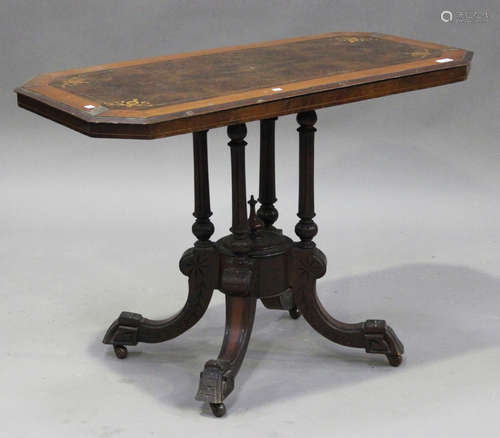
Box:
15;32;473;140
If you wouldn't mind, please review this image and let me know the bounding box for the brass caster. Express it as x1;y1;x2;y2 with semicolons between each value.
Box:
210;403;226;417
113;345;128;359
289;307;301;319
387;354;402;367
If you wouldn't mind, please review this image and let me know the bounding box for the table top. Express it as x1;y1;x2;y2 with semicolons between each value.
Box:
16;32;472;139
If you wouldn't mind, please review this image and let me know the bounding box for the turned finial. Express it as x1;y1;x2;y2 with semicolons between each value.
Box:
248;195;264;235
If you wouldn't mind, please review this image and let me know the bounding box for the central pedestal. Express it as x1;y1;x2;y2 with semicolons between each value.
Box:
216;227;293;299
103;112;404;417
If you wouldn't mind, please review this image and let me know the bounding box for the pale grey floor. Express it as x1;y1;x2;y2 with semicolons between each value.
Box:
2;97;499;436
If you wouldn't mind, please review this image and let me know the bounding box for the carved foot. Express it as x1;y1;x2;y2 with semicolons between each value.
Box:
363;319;404;366
196;360;234;404
102;313;132;358
103;311;142;347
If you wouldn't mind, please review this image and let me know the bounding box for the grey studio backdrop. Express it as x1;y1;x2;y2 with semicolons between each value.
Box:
1;1;499;437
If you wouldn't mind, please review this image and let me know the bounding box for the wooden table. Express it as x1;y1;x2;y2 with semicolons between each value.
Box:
16;32;472;417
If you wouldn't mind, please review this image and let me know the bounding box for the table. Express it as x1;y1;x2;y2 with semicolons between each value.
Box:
16;32;472;417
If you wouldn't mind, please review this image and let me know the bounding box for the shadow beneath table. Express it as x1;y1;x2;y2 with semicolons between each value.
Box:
88;263;500;413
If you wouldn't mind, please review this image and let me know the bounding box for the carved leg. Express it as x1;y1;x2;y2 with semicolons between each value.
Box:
103;246;218;356
291;247;404;366
291;111;404;366
196;295;256;416
103;130;218;357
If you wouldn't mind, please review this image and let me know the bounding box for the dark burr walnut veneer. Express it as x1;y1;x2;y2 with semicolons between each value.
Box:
16;32;472;417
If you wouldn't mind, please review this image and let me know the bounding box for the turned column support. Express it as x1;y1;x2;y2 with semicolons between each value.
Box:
295;110;318;247
257;117;279;228
192;130;214;246
227;124;251;257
